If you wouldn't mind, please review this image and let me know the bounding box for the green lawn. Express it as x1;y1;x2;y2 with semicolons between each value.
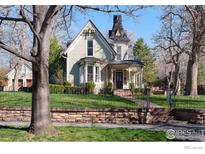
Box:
0;126;167;141
0;92;140;109
138;95;205;109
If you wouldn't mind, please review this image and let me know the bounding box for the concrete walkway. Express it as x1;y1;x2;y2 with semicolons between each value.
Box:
0;122;205;141
123;95;161;108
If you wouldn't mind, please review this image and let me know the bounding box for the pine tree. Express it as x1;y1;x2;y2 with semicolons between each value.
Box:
133;38;156;83
49;36;65;84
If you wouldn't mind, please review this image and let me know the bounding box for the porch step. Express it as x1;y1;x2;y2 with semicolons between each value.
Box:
167;119;188;125
114;89;132;97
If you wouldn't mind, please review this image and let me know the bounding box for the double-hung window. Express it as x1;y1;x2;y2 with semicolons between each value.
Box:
95;66;99;82
87;66;93;82
87;40;93;56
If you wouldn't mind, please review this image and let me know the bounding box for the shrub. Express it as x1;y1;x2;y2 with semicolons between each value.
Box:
63;81;72;87
135;88;145;96
49;84;81;94
105;82;113;95
49;84;65;94
85;82;95;94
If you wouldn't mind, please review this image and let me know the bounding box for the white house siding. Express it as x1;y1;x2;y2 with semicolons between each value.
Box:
113;42;129;60
66;22;114;90
3;64;32;91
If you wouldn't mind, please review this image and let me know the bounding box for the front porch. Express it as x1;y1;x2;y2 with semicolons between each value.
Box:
108;60;144;90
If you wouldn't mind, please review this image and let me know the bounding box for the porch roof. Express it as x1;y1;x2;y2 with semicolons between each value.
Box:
109;60;144;66
79;57;104;65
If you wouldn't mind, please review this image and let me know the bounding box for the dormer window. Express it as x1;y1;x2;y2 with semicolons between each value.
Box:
87;40;93;56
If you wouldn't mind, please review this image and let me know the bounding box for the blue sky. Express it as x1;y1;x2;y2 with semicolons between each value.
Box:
69;6;162;48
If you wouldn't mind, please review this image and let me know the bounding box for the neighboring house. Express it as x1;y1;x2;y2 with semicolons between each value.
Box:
1;63;32;91
63;15;144;93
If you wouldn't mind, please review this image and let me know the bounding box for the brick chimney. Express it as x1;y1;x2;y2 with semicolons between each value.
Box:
109;15;129;42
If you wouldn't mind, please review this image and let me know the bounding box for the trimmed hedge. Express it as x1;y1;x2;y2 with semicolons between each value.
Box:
49;84;81;94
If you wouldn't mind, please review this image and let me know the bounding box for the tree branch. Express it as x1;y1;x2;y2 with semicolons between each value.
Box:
39;5;61;36
19;6;41;44
0;16;31;23
76;5;147;18
0;42;36;63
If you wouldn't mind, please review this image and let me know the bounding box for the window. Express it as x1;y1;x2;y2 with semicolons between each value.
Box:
87;40;93;56
21;65;26;76
87;66;93;82
117;46;122;60
95;66;99;82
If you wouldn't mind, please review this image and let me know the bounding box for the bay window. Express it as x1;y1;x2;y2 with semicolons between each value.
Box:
95;66;99;82
87;66;93;82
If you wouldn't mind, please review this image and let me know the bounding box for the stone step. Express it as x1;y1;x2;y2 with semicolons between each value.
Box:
167;119;188;124
114;89;132;97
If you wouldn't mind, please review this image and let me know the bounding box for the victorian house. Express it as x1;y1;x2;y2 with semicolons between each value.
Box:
63;15;144;93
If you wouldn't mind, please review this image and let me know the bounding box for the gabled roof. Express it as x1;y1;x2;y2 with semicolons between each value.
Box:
5;62;32;77
0;67;12;77
63;20;117;56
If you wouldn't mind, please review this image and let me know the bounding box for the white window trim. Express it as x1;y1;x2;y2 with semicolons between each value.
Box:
87;65;94;82
85;64;101;84
86;39;94;57
95;66;100;83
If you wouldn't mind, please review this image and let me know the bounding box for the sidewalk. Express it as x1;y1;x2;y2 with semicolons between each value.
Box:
0;121;205;141
123;95;161;108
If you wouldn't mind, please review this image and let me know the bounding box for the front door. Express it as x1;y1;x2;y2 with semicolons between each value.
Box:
116;72;123;89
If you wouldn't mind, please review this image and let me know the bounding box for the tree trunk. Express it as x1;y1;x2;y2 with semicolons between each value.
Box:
173;64;181;95
190;55;199;96
13;63;21;91
13;68;19;91
176;78;181;95
185;56;192;95
28;6;56;135
29;61;55;135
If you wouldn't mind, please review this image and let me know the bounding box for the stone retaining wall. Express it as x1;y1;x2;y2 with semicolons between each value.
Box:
0;107;205;124
171;109;205;124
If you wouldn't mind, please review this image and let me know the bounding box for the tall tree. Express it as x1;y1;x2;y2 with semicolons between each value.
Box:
49;36;65;84
184;5;205;96
0;6;60;135
154;6;189;95
198;59;205;85
133;38;156;83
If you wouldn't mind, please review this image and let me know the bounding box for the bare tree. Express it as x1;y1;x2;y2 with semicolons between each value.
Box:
154;6;189;95
0;5;146;135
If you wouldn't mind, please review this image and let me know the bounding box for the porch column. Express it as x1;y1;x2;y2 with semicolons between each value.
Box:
93;64;96;83
140;67;143;88
128;67;131;89
110;68;113;83
84;63;87;83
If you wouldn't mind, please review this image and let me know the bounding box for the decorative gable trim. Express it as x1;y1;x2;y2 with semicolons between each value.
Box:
64;20;117;58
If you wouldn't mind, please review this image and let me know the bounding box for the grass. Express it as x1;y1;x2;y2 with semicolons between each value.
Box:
137;95;205;109
0;92;140;109
0;126;167;141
